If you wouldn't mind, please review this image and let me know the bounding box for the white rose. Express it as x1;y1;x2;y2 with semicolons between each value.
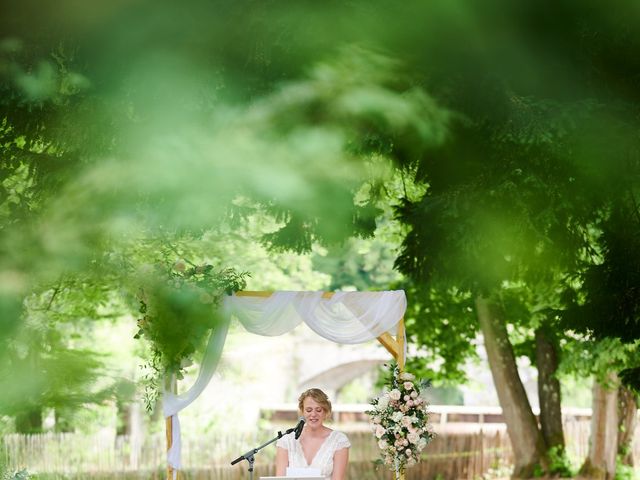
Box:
401;416;413;428
375;425;386;438
399;372;415;381
377;395;390;409
389;389;401;401
378;439;388;449
392;411;404;423
407;432;420;444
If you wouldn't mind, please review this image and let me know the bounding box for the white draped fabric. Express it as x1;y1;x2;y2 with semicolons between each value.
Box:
226;290;406;342
163;315;231;475
163;290;407;476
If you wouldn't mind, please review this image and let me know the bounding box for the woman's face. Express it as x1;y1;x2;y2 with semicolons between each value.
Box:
302;397;327;429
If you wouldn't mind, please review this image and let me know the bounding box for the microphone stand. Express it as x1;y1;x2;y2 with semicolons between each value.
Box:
230;425;298;480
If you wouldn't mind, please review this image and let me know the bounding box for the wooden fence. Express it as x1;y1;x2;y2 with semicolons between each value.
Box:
3;429;512;479
2;421;638;479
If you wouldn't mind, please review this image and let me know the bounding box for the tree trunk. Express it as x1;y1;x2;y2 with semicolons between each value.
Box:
617;385;638;467
15;407;42;433
579;374;619;480
476;296;549;478
54;408;74;433
117;400;132;436
535;327;565;450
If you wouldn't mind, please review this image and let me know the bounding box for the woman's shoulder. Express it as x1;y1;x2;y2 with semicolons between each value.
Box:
330;430;351;449
276;431;297;449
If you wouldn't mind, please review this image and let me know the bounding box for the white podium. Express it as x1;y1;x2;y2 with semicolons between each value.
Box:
260;477;324;480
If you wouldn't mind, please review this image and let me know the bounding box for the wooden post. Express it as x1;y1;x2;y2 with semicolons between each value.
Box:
166;415;174;479
396;317;405;370
394;317;406;480
479;429;485;477
165;374;177;480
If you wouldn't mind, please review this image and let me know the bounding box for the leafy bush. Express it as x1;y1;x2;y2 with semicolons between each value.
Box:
134;262;248;409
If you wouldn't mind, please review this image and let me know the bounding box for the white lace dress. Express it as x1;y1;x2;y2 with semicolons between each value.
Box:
276;430;351;479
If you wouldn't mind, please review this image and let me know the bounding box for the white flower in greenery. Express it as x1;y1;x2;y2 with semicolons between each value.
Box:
377;395;390;409
375;425;386;438
389;389;401;401
410;391;418;399
378;439;388;449
399;372;415;381
391;411;404;423
199;292;213;304
407;432;420;444
403;381;414;390
401;416;413;428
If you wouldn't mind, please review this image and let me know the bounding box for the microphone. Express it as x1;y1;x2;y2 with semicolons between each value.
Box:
294;417;305;439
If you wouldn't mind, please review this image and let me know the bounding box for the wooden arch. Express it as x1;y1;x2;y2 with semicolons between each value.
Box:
166;290;406;480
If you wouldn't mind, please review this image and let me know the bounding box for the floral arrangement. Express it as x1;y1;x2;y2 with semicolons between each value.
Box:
134;258;248;410
366;364;434;474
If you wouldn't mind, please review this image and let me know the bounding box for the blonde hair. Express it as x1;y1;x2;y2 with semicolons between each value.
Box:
298;388;332;417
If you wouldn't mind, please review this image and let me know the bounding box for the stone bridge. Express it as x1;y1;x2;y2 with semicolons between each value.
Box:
292;332;391;402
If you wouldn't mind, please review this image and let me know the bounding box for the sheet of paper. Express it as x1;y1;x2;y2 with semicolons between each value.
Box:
259;477;324;480
285;466;322;477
